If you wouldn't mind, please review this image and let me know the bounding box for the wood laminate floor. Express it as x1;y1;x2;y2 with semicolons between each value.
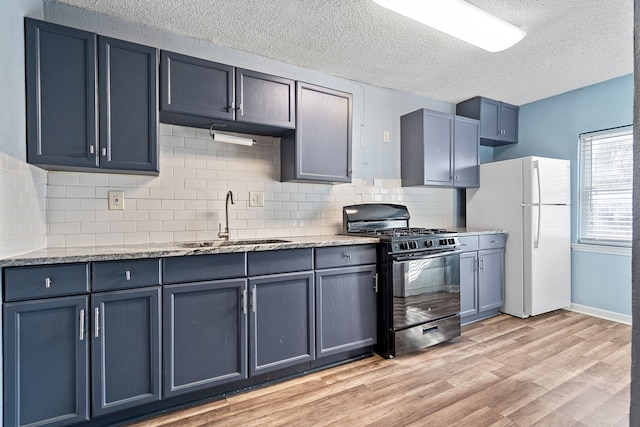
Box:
127;310;631;426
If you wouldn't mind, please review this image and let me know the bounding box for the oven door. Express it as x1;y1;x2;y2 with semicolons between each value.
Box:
391;250;461;330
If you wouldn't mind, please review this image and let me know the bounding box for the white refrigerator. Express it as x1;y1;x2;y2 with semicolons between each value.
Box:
466;156;571;318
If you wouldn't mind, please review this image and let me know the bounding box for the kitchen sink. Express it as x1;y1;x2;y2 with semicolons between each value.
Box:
180;239;291;248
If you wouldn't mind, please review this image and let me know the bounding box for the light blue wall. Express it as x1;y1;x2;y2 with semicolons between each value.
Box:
494;74;633;317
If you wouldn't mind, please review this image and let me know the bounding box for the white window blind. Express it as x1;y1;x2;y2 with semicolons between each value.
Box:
578;126;633;246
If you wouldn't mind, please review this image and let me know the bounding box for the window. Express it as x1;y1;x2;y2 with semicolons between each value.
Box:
578;126;633;246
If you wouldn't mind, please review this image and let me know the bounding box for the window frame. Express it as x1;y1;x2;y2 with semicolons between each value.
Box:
577;125;633;247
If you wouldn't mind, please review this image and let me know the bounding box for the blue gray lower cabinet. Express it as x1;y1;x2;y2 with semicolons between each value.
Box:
315;265;377;358
4;295;90;427
2;247;377;426
163;279;248;397
459;234;506;324
91;287;162;416
248;272;315;376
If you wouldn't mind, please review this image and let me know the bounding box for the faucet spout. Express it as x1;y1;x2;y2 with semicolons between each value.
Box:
218;190;234;241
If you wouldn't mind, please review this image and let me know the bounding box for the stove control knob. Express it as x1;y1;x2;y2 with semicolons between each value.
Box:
439;239;447;245
399;242;408;250
409;241;417;249
425;240;433;248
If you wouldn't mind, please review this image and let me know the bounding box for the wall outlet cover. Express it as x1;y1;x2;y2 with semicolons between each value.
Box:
108;190;124;210
249;191;264;207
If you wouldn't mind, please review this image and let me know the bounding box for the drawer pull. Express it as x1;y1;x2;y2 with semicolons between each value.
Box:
79;309;85;341
95;307;100;338
423;325;438;335
491;240;499;244
125;270;131;281
343;253;352;259
45;277;52;288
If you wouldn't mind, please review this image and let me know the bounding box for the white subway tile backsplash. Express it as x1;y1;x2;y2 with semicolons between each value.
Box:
40;124;455;247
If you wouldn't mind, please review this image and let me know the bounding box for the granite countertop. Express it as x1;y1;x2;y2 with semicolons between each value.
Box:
0;235;380;267
446;227;507;236
0;229;506;267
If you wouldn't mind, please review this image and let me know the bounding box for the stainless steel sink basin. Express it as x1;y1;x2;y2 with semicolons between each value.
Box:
180;239;290;248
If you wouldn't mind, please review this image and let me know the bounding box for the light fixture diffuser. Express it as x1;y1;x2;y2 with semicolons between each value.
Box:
372;0;526;52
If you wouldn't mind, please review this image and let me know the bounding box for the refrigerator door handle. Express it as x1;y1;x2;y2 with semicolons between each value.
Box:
533;160;542;205
534;204;541;249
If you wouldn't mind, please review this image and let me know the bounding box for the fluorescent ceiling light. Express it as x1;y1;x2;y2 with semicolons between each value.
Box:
372;0;526;52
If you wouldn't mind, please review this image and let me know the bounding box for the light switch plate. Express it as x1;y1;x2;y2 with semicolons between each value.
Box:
249;192;264;207
108;190;124;210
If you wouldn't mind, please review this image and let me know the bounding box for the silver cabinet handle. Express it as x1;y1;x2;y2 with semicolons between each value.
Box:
480;257;486;272
79;309;85;341
242;289;247;315
343;253;352;259
374;273;379;293
94;307;100;338
251;286;257;313
473;258;479;272
45;277;52;288
125;270;131;281
101;147;107;157
89;145;95;154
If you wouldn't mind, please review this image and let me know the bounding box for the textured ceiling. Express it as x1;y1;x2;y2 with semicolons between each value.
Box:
47;0;633;106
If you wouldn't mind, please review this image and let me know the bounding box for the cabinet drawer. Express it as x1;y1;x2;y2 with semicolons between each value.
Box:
479;234;506;249
248;248;312;276
163;253;246;284
315;245;377;269
457;235;479;252
93;258;161;291
3;263;89;302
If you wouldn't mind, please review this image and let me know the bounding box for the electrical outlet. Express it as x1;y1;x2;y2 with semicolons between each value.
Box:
108;190;124;210
249;192;264;207
383;130;390;143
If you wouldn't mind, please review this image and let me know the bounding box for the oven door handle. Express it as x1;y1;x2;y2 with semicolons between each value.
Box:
393;249;462;262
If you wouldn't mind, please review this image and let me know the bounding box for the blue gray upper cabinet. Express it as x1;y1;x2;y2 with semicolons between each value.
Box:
160;51;234;123
400;108;479;188
235;68;295;128
281;82;353;183
160;52;294;133
25;18;98;170
25;19;159;174
98;37;158;173
456;96;519;146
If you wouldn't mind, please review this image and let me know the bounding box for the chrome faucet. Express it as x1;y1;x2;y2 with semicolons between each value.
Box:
218;190;234;241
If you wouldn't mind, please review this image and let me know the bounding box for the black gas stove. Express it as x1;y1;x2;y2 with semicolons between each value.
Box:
343;203;462;358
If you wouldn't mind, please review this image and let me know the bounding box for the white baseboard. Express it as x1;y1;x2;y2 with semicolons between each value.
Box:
566;304;631;325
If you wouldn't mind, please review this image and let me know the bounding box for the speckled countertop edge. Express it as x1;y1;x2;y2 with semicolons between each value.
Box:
0;235;380;267
0;229;506;267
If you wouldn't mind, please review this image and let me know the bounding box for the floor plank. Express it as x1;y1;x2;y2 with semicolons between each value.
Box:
125;311;630;427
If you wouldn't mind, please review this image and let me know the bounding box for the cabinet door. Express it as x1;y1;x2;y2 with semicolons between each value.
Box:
479;98;501;141
99;37;158;173
163;279;247;397
249;272;315;375
459;252;478;319
160;51;234;121
25;18;98;170
423;110;454;186
315;265;376;358
499;103;519;143
236;69;295;128
91;288;161;416
453;116;479;188
281;82;352;183
4;296;89;427
478;249;505;312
